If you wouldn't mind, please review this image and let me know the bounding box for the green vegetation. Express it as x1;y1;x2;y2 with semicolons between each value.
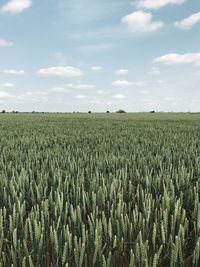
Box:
0;113;199;267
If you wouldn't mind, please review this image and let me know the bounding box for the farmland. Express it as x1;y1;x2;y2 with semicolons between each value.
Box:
0;113;199;266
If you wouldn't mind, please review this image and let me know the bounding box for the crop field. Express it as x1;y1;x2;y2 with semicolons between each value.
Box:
0;113;199;267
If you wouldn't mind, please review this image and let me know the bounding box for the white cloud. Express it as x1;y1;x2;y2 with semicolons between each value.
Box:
111;80;132;86
91;66;103;72
96;90;104;94
1;0;32;14
2;83;14;88
149;67;160;75
154;53;200;65
4;69;25;75
51;87;69;93
16;91;47;102
164;96;176;101
116;69;129;75
133;81;146;86
157;80;165;84
76;94;86;99
113;94;126;99
140;90;150;94
0;91;14;98
175;12;200;30
51;84;95;93
37;66;83;77
66;83;96;90
0;39;13;47
26;91;47;97
122;11;163;32
135;0;185;10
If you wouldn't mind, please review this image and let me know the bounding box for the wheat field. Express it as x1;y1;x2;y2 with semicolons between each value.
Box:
0;113;199;267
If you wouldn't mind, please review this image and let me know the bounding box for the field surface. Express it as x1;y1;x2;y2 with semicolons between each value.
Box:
0;113;200;267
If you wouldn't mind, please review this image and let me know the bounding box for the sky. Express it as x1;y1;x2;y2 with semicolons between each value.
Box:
0;0;200;112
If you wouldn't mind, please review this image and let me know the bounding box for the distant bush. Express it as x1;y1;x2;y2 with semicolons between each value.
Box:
106;111;110;113
88;111;92;114
2;110;6;113
116;109;126;113
150;110;156;113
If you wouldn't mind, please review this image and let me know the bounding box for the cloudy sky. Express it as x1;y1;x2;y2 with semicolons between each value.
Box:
0;0;200;112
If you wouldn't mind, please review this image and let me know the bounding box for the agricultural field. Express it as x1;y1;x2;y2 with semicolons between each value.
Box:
0;113;199;267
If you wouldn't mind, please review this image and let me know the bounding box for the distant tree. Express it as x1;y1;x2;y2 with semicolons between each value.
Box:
150;110;156;113
116;109;126;113
106;111;110;113
88;111;92;114
2;110;6;113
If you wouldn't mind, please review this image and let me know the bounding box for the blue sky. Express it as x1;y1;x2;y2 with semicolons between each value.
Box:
0;0;200;112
